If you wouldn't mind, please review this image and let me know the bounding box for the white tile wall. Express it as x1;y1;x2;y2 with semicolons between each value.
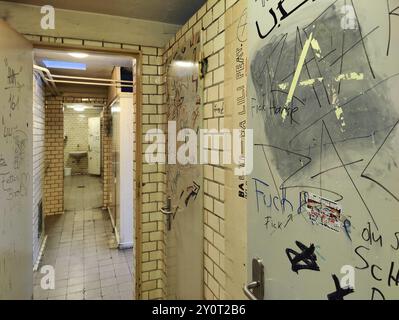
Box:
64;108;102;175
162;0;241;300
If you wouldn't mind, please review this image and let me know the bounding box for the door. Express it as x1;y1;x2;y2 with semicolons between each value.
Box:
247;0;399;300
0;20;33;299
165;33;204;299
88;117;101;175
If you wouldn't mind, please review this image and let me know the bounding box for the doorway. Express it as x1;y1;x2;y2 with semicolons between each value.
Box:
31;45;142;300
64;103;103;212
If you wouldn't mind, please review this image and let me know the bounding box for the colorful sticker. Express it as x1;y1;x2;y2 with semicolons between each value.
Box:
305;193;343;232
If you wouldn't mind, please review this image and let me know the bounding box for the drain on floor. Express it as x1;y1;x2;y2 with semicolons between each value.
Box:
77;185;85;189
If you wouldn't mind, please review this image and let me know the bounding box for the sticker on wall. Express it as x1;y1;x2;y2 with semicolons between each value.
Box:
305;193;343;232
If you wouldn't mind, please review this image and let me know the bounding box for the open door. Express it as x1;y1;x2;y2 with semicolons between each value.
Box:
0;20;33;300
88;117;101;175
246;1;399;300
164;33;204;299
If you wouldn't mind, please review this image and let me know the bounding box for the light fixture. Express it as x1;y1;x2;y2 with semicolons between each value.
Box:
68;52;89;59
73;105;86;112
111;106;121;113
173;61;196;68
43;60;87;70
65;103;94;112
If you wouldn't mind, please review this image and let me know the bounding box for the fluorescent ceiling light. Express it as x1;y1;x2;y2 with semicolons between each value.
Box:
43;60;87;70
68;52;89;59
65;103;100;111
173;61;196;68
73;106;86;112
111;106;121;113
65;104;87;112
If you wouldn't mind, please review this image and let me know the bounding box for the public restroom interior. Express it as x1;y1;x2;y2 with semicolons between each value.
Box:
32;48;137;300
1;0;399;302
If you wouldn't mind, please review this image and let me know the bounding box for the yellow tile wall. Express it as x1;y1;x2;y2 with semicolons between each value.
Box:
26;0;243;296
162;0;241;300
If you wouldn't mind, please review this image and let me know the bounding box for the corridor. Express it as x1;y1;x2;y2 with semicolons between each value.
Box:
0;0;398;302
64;175;103;212
33;176;134;300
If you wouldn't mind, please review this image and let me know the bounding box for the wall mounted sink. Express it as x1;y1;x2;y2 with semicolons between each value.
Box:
69;151;87;161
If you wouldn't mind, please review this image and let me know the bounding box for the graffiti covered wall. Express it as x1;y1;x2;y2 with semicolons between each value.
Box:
248;0;399;299
165;33;204;299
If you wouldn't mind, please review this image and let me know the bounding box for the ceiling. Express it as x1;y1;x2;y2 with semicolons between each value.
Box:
34;48;133;78
5;0;207;24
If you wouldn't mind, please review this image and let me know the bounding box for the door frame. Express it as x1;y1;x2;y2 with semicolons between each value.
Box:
32;42;144;300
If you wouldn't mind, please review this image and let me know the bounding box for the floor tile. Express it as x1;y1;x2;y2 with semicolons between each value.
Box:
33;175;134;301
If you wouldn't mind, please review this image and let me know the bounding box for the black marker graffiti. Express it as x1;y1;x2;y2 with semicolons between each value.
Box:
4;58;23;91
392;232;399;251
361;222;383;248
310;159;363;179
238;182;247;199
388;262;399;287
1;171;29;201
354;222;399;299
356;245;399;289
213;103;224;115
265;214;294;232
1;55;30;203
361;119;399;203
354;245;370;270
371;287;386;300
256;0;317;40
286;241;320;273
13;130;27;170
327;274;355;300
8;93;19;117
236;47;245;81
386;0;399;56
237;8;248;43
256;7;278;39
185;181;200;207
323;121;379;230
251;0;399;233
0;156;6;168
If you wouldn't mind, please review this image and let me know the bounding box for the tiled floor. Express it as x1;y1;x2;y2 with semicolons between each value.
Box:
34;175;134;300
64;175;103;212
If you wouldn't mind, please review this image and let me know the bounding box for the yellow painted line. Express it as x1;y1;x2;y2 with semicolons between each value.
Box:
335;72;364;82
282;32;314;121
311;38;322;58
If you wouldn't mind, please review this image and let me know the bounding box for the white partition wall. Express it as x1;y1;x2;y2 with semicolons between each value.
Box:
110;93;134;249
119;94;134;248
